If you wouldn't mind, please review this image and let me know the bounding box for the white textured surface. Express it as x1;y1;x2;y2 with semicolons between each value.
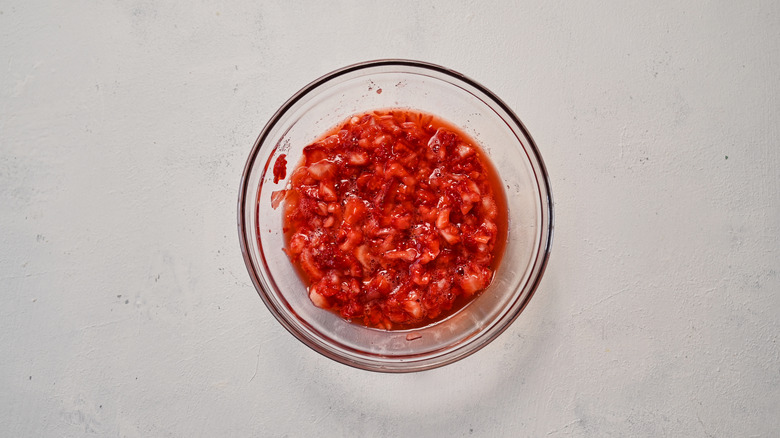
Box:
1;1;779;436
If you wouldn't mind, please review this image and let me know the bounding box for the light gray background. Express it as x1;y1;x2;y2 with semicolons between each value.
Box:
2;1;778;436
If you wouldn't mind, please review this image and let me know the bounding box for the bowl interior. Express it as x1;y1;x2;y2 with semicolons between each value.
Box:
239;61;552;372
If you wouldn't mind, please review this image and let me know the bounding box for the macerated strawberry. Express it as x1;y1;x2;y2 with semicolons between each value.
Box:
309;286;329;308
271;190;288;210
307;160;337;180
300;248;323;281
280;110;504;329
403;295;423;319
343;198;367;226
385;248;419;262
341;299;364;319
391;213;413;230
353;244;373;270
347;151;369;166
303;145;328;165
288;232;307;256
338;228;363;252
481;195;498;220
318;181;337;201
457;263;493;296
456;143;475;158
320;134;341;149
377;114;402;135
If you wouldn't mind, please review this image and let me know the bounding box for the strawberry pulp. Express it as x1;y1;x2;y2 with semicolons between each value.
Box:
276;110;506;329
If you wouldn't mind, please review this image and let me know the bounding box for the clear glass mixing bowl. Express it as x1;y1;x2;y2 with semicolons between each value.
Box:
238;59;553;372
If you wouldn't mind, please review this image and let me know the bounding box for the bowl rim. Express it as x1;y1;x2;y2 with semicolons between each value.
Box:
237;59;554;373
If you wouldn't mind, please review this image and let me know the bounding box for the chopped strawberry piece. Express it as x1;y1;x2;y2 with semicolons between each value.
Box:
307;160;337;180
272;154;287;184
270;190;288;210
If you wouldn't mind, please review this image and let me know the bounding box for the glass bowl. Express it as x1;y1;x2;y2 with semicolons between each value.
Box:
238;59;553;373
